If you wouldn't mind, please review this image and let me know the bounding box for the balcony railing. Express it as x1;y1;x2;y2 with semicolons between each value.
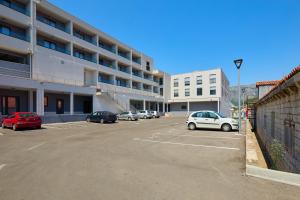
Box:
37;39;70;55
132;72;142;77
73;31;96;45
132;59;141;65
0;60;30;78
99;43;116;54
74;53;97;63
0;27;29;41
37;15;68;33
98;78;114;85
0;0;29;16
118;68;130;74
118;51;130;60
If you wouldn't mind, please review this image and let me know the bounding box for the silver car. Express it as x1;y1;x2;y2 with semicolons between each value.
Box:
118;111;139;121
150;111;161;118
137;110;153;119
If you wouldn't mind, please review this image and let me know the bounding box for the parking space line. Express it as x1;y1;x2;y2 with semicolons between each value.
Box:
0;164;7;171
0;132;4;136
153;133;241;140
133;138;240;151
26;142;45;151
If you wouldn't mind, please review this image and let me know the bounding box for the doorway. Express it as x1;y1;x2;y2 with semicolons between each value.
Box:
56;99;64;114
83;100;92;114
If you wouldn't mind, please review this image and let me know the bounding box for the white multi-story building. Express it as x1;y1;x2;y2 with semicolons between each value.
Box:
167;69;231;116
0;0;166;122
0;0;231;122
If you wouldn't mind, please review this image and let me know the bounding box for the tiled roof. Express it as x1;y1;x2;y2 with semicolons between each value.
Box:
257;65;300;104
256;80;279;87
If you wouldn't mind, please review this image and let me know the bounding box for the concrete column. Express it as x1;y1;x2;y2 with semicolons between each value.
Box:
187;101;190;114
36;88;44;116
163;103;165;113
217;99;220;113
157;102;160;112
70;92;74;115
143;100;146;110
29;90;34;112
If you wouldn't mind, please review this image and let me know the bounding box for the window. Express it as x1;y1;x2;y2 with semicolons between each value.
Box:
74;51;84;59
43;40;56;50
210;86;216;95
173;78;179;87
209;74;216;84
197;88;202;96
146;61;150;71
1;26;11;35
206;112;218;119
192;112;205;118
44;96;48;107
184;77;190;86
174;89;179;97
196;75;202;85
181;105;187;110
185;88;190;96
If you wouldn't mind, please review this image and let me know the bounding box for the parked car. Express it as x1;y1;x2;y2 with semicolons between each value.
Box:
150;111;161;118
137;110;153;119
118;111;139;121
186;110;238;132
1;112;42;131
86;111;117;123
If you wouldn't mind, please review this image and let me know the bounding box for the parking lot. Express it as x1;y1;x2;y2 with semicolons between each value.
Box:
0;117;299;200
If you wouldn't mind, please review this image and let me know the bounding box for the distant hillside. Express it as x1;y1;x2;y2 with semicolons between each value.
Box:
230;84;258;106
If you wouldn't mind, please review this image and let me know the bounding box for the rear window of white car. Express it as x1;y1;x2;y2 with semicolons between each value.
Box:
191;112;205;118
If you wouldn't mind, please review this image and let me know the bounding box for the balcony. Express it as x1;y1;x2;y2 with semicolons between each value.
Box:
99;37;116;54
116;77;130;88
36;13;68;33
132;68;142;78
0;22;29;41
99;55;116;69
132;81;141;90
37;35;70;55
73;47;97;63
143;73;153;81
98;73;114;85
0;0;29;16
118;63;130;74
73;26;96;46
143;84;152;92
132;54;141;65
117;48;130;60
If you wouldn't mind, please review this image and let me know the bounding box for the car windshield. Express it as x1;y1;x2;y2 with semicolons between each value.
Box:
216;112;226;118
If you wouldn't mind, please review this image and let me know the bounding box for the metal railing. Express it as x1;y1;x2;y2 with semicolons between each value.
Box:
0;28;29;41
37;39;70;55
36;15;68;33
0;0;29;16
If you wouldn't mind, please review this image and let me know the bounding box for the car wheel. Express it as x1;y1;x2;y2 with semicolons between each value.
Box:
100;119;104;124
188;123;196;130
1;123;5;129
143;116;147;119
128;117;131;121
221;124;232;132
37;125;42;129
86;118;91;122
12;124;17;131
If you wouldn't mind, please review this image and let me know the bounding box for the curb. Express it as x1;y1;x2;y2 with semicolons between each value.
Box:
246;165;300;187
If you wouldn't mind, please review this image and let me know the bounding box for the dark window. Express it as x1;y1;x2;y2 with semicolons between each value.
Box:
146;61;150;71
284;119;295;156
44;96;48;107
185;88;190;96
181;105;187;110
192;112;205;118
197;88;202;96
184;77;190;86
196;76;202;85
210;86;216;95
173;79;179;87
174;89;179;97
206;112;218;119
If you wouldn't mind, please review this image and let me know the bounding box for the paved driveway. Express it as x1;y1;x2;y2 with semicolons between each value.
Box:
0;117;299;200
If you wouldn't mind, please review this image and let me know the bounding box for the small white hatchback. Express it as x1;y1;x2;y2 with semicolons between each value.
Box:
186;110;238;132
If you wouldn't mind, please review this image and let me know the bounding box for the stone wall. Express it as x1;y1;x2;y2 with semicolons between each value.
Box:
256;89;300;173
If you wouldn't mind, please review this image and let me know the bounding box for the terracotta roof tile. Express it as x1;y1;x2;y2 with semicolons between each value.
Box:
256;80;279;87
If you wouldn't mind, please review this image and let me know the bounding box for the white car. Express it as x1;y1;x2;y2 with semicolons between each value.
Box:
186;110;238;132
150;111;161;118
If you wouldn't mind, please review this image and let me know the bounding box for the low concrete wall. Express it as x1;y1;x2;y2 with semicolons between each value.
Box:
42;114;88;124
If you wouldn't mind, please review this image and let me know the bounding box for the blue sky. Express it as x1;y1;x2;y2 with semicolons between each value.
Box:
49;0;300;86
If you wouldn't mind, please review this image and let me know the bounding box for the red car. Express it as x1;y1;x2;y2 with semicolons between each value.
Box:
1;112;42;131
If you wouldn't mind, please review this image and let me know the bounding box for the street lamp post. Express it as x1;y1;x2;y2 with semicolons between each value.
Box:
234;59;243;134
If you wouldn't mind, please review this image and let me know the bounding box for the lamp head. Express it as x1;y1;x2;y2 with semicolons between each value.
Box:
234;59;243;69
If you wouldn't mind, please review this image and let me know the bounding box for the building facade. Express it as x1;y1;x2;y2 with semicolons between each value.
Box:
167;69;231;116
255;66;300;173
256;80;279;99
0;0;166;122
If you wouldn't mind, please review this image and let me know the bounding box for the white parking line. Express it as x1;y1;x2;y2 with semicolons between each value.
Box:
154;133;241;140
26;142;45;151
0;164;7;171
133;138;240;151
0;132;4;136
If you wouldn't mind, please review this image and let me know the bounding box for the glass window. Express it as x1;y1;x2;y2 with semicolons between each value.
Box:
173;78;179;87
1;26;11;35
174;89;179;97
181;105;187;110
184;77;190;86
197;88;202;96
206;112;218;119
192;112;205;118
196;75;202;85
210;86;216;95
209;74;216;84
44;96;48;107
185;88;190;96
